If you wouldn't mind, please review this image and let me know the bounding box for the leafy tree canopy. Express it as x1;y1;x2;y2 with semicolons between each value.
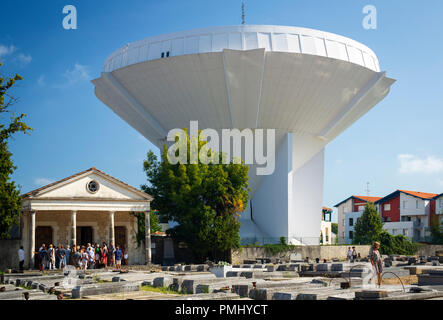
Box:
142;129;250;261
0;62;32;238
353;202;383;245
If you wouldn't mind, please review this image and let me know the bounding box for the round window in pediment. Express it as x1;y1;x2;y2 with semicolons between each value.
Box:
87;180;100;194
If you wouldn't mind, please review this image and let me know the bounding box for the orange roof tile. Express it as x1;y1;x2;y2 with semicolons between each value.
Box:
352;196;382;202
398;190;438;200
322;206;333;212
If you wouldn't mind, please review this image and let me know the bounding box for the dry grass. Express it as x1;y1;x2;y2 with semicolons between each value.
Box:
382;275;418;285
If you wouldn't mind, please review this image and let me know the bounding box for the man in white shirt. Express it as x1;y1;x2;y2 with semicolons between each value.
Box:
18;246;25;271
347;247;353;262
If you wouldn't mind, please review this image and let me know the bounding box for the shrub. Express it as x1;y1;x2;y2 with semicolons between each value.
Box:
379;231;419;255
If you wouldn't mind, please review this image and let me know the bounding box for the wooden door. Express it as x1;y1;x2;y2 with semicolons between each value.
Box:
35;226;53;251
115;226;127;249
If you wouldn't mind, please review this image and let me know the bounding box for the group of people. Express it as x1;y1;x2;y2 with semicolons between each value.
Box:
346;246;360;262
35;243;128;271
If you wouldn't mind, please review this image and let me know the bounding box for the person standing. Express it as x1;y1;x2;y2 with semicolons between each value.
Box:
18;246;25;272
87;245;95;269
352;247;358;262
57;245;66;269
115;246;122;270
102;244;108;267
39;244;48;271
48;244;56;270
347;247;353;262
65;245;71;266
369;241;383;287
123;247;128;266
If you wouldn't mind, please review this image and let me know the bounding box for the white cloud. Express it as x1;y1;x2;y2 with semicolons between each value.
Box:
16;53;32;66
55;63;90;88
398;154;443;174
34;178;54;186
37;75;46;86
0;44;16;58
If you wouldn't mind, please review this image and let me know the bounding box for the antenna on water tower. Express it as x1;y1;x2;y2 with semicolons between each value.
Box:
241;1;245;25
365;182;370;197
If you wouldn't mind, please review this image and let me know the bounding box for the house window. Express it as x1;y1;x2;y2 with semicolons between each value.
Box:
384;204;391;211
356;218;360;225
416;200;419;209
166;51;170;57
403;229;409;236
440;199;443;208
349;218;354;226
349;231;353;239
392;229;397;235
401;216;411;222
358;206;364;212
161;52;165;58
403;201;407;209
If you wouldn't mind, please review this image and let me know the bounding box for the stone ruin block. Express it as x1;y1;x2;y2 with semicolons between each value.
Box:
153;277;172;288
231;284;251;297
273;292;294;300
240;271;253;279
316;264;329;272
288;264;300;272
276;265;287;271
194;265;203;272
331;264;343;272
226;271;239;277
181;279;197;294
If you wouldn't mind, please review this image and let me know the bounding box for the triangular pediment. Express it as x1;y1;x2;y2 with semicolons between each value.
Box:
22;168;152;201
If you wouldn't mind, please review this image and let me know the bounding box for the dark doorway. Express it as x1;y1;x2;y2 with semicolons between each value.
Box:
115;226;127;248
35;226;53;250
76;227;93;246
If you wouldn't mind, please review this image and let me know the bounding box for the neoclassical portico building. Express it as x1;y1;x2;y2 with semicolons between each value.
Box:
21;167;152;268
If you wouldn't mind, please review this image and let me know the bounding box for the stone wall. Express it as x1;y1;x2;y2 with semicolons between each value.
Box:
417;245;443;256
0;239;22;271
231;245;371;265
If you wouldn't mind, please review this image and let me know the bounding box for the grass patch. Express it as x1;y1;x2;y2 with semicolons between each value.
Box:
140;285;183;295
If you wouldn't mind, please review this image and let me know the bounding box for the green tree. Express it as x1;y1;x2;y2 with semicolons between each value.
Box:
132;211;163;247
430;216;443;244
331;222;338;235
353;202;383;245
0;63;32;238
379;231;419;255
142;129;249;261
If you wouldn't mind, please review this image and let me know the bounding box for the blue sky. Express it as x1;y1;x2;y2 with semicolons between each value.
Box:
1;0;442;222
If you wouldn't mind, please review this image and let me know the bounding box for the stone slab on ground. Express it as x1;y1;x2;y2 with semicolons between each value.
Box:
167;292;240;300
417;274;443;286
355;290;388;300
71;281;140;299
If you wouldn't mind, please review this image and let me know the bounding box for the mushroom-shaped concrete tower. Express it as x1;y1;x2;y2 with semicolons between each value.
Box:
92;25;395;245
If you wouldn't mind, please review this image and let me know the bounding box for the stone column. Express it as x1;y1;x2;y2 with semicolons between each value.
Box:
29;211;36;269
109;211;115;246
145;210;151;265
71;211;77;246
